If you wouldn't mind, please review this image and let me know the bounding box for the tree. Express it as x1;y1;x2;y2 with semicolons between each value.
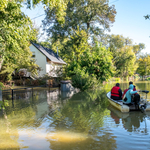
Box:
114;46;138;78
62;27;89;63
24;0;70;24
136;54;150;80
107;34;144;78
42;0;116;44
0;0;38;81
66;42;115;90
133;43;145;56
80;42;115;81
0;0;70;24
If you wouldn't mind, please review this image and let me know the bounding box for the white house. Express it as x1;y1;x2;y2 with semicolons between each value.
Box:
29;42;66;77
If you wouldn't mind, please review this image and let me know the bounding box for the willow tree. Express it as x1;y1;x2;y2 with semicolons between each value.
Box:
0;0;38;81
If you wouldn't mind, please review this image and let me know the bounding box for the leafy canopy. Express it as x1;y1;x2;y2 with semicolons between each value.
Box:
0;0;38;81
107;34;145;78
137;54;150;77
42;0;116;43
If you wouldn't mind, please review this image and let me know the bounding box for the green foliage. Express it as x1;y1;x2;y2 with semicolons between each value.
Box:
43;0;116;47
147;77;150;81
110;77;120;82
136;54;150;78
80;43;115;81
108;34;141;78
0;100;9;110
71;69;98;91
133;43;145;56
0;82;4;90
0;0;70;24
144;14;150;20
25;0;69;24
66;42;114;91
51;89;110;133
62;28;89;63
0;1;38;81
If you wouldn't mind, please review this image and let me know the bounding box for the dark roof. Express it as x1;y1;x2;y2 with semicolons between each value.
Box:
31;42;67;65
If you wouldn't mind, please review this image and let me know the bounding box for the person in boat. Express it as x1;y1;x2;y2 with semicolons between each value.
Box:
123;84;140;105
111;83;122;100
122;81;136;99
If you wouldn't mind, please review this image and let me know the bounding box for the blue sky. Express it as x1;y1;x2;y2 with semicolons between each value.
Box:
22;0;150;54
109;0;150;54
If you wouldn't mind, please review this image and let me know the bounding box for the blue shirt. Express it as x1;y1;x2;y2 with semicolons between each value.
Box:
123;84;137;103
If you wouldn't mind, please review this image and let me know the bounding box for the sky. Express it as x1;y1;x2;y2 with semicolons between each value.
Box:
22;0;150;54
109;0;150;54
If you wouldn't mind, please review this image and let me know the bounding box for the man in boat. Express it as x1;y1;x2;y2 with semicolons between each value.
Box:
123;84;140;105
111;83;122;100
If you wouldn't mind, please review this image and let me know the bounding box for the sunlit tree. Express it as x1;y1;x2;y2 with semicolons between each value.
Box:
136;54;150;80
0;0;38;81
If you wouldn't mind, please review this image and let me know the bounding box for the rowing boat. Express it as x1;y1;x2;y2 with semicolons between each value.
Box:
106;91;150;113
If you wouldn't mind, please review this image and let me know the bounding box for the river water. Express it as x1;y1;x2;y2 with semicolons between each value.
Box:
0;81;150;150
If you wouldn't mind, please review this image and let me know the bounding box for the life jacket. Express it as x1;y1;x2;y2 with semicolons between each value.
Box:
111;86;120;97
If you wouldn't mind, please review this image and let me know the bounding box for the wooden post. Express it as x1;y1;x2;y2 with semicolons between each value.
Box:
12;89;13;100
32;88;33;97
12;89;14;107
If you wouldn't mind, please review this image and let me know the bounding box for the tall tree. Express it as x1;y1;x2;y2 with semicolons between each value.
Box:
0;0;70;24
23;0;69;24
133;43;145;56
136;54;150;80
0;0;38;81
42;0;116;44
107;34;143;78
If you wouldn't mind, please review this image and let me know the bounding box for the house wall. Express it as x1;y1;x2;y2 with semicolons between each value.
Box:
46;63;63;77
29;44;47;77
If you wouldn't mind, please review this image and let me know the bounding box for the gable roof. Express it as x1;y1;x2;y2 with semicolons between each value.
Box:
31;42;67;65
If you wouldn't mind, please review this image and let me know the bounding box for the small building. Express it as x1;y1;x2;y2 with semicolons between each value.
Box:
29;42;66;78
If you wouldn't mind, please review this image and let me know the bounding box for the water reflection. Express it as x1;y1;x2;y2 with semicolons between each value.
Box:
0;110;20;149
109;106;149;134
48;89;109;133
1;82;150;149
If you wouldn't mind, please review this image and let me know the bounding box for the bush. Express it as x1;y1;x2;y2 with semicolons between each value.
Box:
71;70;98;91
0;82;4;90
147;77;150;81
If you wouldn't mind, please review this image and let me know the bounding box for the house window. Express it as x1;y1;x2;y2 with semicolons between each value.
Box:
32;51;35;58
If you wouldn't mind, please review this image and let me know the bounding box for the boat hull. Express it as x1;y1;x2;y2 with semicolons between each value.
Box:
107;92;129;112
107;91;150;113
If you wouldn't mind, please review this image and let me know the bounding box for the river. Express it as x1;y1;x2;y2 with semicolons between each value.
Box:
0;81;150;150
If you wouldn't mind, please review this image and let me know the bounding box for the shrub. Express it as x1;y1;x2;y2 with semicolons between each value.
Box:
0;82;4;90
71;69;98;91
147;77;150;81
